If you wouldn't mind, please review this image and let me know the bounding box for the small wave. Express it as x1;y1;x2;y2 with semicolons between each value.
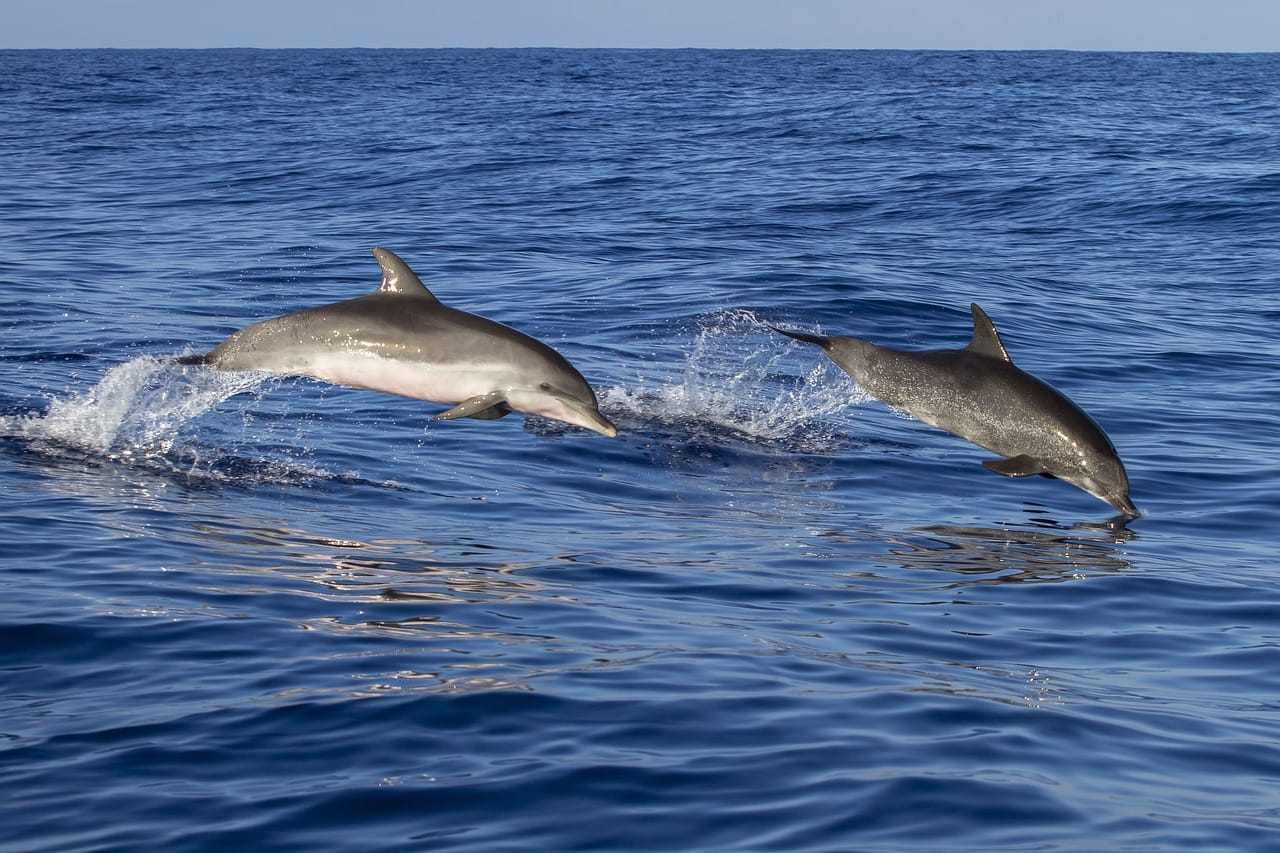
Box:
601;309;866;454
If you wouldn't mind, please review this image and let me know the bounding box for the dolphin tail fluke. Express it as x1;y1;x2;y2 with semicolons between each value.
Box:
770;326;832;348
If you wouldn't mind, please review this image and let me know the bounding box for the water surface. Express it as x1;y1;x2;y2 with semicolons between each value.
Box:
2;49;1279;851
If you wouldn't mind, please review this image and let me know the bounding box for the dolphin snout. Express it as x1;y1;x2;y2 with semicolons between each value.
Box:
1110;494;1139;519
571;405;618;438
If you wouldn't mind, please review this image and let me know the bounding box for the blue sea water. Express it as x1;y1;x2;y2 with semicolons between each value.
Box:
2;47;1279;851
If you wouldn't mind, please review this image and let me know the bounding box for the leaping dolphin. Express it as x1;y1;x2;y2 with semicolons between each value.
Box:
179;247;617;437
773;304;1137;517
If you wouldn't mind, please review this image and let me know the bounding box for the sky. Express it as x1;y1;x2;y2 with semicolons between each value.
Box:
5;0;1280;52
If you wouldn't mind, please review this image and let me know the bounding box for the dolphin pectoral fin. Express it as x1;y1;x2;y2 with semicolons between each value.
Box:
982;455;1053;478
435;393;513;421
460;404;512;420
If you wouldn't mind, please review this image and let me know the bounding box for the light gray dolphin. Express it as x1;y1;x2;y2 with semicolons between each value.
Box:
179;247;617;437
773;304;1137;517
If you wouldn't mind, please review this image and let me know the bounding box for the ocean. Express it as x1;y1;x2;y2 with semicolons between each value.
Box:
2;48;1278;851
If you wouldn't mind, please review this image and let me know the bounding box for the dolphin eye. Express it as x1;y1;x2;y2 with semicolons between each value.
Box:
539;382;552;392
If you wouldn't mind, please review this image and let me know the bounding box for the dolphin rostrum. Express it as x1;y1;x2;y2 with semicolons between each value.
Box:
179;247;617;437
773;304;1137;517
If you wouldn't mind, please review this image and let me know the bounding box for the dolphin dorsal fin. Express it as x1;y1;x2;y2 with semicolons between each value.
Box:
966;303;1011;362
371;247;440;299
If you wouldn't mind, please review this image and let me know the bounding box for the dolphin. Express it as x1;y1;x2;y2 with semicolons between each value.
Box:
179;247;617;437
773;304;1137;517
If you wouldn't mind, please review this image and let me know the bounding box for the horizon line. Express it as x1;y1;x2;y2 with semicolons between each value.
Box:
4;45;1277;54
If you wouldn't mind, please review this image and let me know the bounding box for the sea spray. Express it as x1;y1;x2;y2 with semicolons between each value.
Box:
6;356;267;459
1;359;405;487
601;309;866;453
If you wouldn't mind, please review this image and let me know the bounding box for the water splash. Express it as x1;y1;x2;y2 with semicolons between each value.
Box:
0;357;354;486
3;356;264;459
601;309;866;454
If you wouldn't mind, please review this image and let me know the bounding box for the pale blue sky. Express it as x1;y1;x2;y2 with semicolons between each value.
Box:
6;0;1279;51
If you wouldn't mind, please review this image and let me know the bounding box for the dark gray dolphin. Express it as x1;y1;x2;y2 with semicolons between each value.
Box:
773;304;1137;517
180;247;617;437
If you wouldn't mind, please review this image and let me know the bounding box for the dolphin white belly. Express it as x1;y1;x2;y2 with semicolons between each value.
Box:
301;350;505;405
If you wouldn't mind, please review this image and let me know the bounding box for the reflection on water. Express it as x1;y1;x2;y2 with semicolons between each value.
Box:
193;520;551;604
887;521;1132;584
189;521;577;695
